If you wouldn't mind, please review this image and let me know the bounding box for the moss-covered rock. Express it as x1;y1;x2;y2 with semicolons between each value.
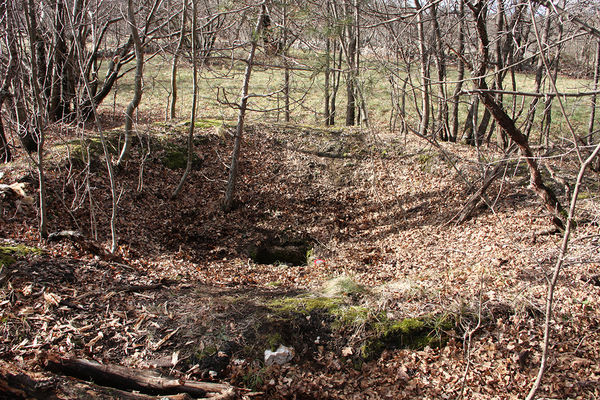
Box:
0;245;43;268
361;315;452;360
162;144;203;170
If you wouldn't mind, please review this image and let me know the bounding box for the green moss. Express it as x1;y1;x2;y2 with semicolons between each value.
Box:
0;253;15;268
265;333;284;351
577;192;592;200
361;315;450;360
162;144;202;170
0;245;43;268
332;305;371;328
305;248;315;265
195;118;225;129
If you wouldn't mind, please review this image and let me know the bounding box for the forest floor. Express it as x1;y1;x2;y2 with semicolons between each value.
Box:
0;114;599;399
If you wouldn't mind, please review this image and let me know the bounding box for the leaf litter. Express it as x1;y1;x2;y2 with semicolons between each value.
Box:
0;117;598;398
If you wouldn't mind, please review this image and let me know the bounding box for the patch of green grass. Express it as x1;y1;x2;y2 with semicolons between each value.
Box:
577;192;593;200
268;295;343;315
322;275;368;298
332;305;371;328
242;367;267;391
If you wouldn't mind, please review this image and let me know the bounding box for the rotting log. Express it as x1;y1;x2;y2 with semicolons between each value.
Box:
45;354;235;399
0;361;56;399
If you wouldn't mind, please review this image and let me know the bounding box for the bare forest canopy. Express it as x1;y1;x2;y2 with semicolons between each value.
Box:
1;0;600;398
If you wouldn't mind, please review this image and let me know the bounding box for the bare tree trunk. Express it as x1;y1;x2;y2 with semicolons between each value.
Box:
0;117;8;163
172;0;198;198
324;35;331;126
283;0;290;123
26;0;48;239
541;17;563;149
169;0;187;120
588;40;600;144
590;40;600;171
79;36;133;117
117;0;144;166
0;0;14;163
468;0;565;229
450;0;465;142
344;0;356;126
329;43;342;126
431;2;448;141
223;5;266;212
524;7;551;140
415;0;429;137
49;0;67;121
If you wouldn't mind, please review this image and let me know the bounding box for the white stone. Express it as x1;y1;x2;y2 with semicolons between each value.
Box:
264;345;294;366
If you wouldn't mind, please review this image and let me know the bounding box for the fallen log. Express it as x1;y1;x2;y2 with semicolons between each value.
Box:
0;358;194;400
45;354;235;399
0;363;56;399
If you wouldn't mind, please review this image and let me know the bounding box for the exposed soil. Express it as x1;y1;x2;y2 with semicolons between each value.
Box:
0;114;599;399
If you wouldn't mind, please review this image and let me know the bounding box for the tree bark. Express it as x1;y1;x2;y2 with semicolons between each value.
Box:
283;0;290;123
25;0;48;239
